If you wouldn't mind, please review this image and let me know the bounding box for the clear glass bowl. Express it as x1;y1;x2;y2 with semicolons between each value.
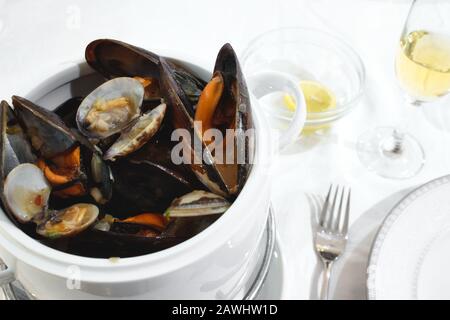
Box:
241;27;366;131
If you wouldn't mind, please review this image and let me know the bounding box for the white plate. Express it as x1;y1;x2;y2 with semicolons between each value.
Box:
368;175;450;300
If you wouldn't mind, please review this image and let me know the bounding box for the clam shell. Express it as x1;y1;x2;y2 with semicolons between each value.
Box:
103;103;166;161
36;203;99;238
166;190;230;217
3;163;51;223
76;77;144;139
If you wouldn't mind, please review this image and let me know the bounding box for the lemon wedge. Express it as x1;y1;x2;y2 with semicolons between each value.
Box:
283;80;336;134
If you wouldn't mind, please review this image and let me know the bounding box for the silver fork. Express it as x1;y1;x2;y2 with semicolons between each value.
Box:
314;185;351;300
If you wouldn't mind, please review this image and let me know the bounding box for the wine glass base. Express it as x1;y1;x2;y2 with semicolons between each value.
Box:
357;127;425;179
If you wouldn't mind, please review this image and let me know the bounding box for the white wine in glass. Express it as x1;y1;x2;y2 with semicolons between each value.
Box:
396;30;450;102
357;0;450;179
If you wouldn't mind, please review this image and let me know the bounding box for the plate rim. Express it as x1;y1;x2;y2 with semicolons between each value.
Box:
366;174;450;300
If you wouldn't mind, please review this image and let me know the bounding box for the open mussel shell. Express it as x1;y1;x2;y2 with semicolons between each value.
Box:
86;39;206;106
160;43;255;198
159;57;228;197
12;96;78;159
161;190;228;240
76;77;144;139
165;190;230;217
198;43;254;196
36;203;99;239
0;101;36;178
86;39;160;80
3;163;51;223
103;102;166;161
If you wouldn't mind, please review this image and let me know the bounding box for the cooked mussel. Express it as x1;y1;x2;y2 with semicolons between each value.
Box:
196;44;254;196
12;96;78;159
159;43;253;197
85;39;206;105
86;39;160;81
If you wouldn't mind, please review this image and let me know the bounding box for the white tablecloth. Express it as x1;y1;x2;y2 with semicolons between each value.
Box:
1;0;450;299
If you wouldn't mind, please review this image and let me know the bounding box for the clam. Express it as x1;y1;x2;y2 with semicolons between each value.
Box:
2;163;99;238
36;203;99;238
160;191;228;239
103;102;166;161
165;190;230;217
3;163;51;223
76;77;144;139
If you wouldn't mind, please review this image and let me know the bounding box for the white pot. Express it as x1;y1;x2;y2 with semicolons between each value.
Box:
0;53;306;299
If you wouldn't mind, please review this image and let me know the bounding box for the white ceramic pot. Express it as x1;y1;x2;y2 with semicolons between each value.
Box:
0;53;306;299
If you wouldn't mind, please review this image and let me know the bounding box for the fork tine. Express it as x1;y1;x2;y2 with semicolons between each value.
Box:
341;188;351;235
333;187;345;231
319;185;333;227
325;185;340;230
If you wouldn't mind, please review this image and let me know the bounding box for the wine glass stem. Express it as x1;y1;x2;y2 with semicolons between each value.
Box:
381;129;405;157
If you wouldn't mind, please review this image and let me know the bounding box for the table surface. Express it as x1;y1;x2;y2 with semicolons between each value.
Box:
1;0;450;300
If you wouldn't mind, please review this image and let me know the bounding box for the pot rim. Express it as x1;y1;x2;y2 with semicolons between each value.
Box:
0;52;273;283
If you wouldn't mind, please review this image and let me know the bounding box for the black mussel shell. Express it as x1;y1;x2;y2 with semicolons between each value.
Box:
106;159;195;218
162;215;221;239
46;228;185;258
54;97;83;128
86;39;160;80
0;101;37;227
85;39;205;106
12;96;78;159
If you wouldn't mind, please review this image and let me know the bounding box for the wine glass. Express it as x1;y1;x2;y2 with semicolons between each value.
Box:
357;0;450;179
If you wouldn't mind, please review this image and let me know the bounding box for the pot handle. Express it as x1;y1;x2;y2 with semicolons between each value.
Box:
247;70;307;152
0;261;15;286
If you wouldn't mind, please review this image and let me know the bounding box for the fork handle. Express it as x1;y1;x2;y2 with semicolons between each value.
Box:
320;260;333;300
